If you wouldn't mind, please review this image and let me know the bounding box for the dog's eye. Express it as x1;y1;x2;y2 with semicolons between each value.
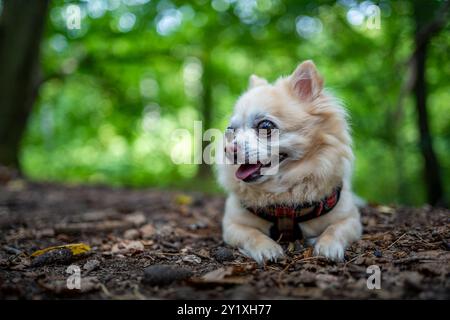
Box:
256;120;276;136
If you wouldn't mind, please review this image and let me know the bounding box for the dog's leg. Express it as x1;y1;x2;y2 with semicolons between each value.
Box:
222;195;284;264
313;214;362;261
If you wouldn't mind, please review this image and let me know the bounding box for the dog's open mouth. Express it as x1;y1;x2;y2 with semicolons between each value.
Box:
235;153;288;183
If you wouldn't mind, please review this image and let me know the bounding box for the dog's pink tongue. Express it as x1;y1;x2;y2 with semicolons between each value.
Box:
235;163;262;180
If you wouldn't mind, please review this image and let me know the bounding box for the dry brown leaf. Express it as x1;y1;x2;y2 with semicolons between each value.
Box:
181;254;202;264
197;248;210;258
189;266;250;286
139;223;156;239
173;227;201;239
303;247;313;258
141;239;154;247
124;229;140;239
111;240;144;255
376;205;396;214
124;212;146;226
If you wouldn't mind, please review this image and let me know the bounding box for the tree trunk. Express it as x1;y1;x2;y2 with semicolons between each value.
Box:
412;0;447;206
0;0;49;169
412;42;443;205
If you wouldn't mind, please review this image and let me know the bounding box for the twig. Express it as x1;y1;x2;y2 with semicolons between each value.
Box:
277;254;322;284
386;232;407;250
393;256;437;265
343;252;367;270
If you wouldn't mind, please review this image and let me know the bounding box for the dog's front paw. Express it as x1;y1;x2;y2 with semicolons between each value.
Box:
313;235;345;261
240;238;284;265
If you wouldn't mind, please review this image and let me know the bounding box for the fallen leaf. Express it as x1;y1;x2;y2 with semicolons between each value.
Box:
182;254;202;264
376;205;396;214
189;266;250;286
31;243;91;257
111;240;144;255
302;247;313;258
124;229;140;239
202;267;234;281
141;239;154;247
197;248;210;258
175;194;193;206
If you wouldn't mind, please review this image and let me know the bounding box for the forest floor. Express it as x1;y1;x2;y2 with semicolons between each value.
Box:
0;177;449;299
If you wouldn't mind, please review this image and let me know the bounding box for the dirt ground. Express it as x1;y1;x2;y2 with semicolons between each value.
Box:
0;178;449;299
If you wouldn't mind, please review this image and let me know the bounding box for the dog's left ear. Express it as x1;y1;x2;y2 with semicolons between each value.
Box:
289;60;323;101
249;74;268;88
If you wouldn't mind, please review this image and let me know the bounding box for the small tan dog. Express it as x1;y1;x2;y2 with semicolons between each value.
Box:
217;60;362;264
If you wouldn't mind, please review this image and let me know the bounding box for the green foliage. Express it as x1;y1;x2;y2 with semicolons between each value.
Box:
21;0;449;205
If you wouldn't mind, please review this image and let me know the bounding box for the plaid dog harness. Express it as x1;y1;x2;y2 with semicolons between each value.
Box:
243;185;342;242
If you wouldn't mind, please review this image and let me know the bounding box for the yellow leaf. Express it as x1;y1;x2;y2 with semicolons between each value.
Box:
175;194;193;206
31;243;91;257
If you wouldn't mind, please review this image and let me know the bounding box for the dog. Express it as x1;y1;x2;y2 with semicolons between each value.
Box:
217;60;362;264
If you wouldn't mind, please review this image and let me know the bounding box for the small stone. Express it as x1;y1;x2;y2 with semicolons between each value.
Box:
3;245;22;255
83;259;100;272
124;229;140;240
142;264;192;286
373;249;383;258
139;224;156;239
182;254;201;264
31;248;73;267
124;212;146;226
189;222;208;230
212;247;235;262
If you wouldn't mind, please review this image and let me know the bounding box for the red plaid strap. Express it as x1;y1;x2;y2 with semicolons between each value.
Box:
244;184;342;242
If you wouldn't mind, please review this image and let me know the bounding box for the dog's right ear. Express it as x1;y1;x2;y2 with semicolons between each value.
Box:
289;60;323;101
249;74;268;88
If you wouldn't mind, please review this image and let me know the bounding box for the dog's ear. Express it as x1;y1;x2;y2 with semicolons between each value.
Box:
249;74;268;88
289;60;323;101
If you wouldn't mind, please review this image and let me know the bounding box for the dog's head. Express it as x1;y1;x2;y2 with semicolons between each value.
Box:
219;60;353;198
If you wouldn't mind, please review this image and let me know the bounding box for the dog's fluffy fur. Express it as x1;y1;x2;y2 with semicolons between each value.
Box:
217;60;362;264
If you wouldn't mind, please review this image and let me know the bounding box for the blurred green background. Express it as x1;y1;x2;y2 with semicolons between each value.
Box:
1;0;449;205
